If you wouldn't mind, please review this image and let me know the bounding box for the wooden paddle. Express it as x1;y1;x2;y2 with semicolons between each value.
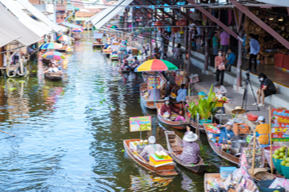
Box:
0;130;16;137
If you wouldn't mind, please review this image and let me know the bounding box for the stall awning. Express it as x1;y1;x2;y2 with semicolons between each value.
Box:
90;0;133;29
256;0;289;6
93;32;104;39
17;0;67;32
61;22;82;29
0;0;51;37
0;4;41;46
0;27;20;48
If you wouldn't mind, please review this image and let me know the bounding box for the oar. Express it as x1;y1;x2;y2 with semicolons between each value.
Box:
0;130;16;137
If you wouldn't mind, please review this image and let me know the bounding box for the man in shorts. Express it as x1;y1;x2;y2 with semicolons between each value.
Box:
220;30;230;56
253;73;277;107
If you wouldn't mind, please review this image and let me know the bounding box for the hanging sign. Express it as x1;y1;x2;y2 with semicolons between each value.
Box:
147;77;161;90
271;109;289;141
129;116;152;132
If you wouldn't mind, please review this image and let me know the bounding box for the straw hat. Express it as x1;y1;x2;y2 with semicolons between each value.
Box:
183;131;198;142
231;106;246;114
148;136;156;144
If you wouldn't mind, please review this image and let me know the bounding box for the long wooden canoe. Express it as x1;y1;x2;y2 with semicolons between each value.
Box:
165;131;210;173
156;103;188;130
44;72;62;81
203;124;239;165
140;83;163;110
123;139;178;176
204;173;221;192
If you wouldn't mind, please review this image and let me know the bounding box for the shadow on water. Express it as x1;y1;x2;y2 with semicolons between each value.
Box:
0;32;235;192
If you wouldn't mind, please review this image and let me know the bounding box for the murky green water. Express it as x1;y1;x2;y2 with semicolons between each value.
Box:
0;33;234;192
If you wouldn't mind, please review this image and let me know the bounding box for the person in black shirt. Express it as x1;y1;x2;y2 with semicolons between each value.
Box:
253;73;276;107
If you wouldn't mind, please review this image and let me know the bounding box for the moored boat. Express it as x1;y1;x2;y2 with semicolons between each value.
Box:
44;72;62;81
204;173;221;192
140;83;163;110
123;139;178;176
156;103;188;130
165;131;210;172
203;124;239;165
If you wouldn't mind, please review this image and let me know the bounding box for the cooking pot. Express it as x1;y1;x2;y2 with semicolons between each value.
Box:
231;140;247;150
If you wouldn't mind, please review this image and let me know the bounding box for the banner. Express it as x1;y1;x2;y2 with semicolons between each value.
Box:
147;77;160;90
271;109;289;141
129;116;152;132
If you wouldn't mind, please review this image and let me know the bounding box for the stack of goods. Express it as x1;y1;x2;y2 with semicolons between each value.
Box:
149;151;173;167
129;140;148;154
233;123;250;136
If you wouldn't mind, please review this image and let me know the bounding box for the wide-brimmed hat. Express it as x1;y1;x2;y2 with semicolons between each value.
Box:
232;106;246;114
148;136;156;144
183;131;198;142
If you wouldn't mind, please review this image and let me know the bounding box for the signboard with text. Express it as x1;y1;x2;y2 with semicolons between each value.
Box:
129;116;152;132
271;109;289;141
147;77;160;90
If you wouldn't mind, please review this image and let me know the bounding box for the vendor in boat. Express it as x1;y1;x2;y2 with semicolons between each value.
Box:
44;63;61;74
176;84;187;102
218;122;235;144
255;116;270;146
176;126;200;164
130;57;140;70
140;136;165;161
160;97;182;118
147;85;161;101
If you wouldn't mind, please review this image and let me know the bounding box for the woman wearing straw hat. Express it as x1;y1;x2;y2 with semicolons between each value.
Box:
176;127;200;164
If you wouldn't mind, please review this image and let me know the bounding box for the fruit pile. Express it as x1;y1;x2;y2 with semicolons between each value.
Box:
273;146;288;161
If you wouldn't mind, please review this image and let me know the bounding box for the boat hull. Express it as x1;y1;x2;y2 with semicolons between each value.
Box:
44;73;62;81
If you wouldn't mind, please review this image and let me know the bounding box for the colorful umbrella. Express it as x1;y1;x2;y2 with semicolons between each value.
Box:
40;43;62;50
134;59;178;72
108;25;118;29
42;51;66;60
57;35;70;42
72;28;83;32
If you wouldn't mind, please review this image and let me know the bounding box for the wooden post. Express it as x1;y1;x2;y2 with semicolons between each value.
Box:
236;30;243;90
269;106;273;174
187;29;192;73
204;27;209;71
251;130;257;177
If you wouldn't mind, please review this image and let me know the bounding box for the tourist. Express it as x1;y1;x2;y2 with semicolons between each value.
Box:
212;32;219;57
218;122;235;144
247;33;260;72
225;48;236;72
148;85;161;101
215;50;226;85
176;126;200;164
253;73;276;107
255;116;270;146
45;63;61;73
160;97;182;118
213;81;227;97
173;43;183;59
140;136;165;161
176;84;187;102
219;30;230;56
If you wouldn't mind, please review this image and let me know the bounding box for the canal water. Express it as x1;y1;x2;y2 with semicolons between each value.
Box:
0;33;233;192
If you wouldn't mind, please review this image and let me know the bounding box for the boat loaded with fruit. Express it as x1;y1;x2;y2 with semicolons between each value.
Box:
123;136;178;176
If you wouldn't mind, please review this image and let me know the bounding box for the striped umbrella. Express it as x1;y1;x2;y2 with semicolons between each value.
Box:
42;51;66;60
40;43;62;50
57;35;70;42
72;28;83;32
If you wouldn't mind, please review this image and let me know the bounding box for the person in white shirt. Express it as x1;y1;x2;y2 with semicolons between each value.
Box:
213;81;227;97
45;63;61;74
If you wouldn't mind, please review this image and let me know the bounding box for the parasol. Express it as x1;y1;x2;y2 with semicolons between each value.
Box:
40;43;62;50
57;35;70;42
134;59;178;72
72;28;83;32
42;51;66;60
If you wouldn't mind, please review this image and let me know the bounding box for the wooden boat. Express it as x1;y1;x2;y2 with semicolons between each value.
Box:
110;54;118;61
204;173;221;192
123;139;178;176
156;103;188;130
165;131;210;173
140;83;163;110
44;72;62;81
203;124;239;165
92;42;103;48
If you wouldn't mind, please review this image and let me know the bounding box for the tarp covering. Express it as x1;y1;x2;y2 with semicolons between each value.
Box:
17;0;67;32
89;0;133;29
0;4;41;46
0;0;51;37
0;27;20;48
93;32;104;39
61;22;82;29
